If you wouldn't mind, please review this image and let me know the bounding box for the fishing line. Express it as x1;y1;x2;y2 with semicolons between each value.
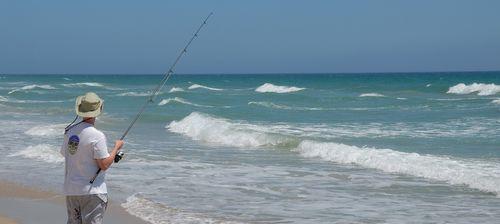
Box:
90;12;213;184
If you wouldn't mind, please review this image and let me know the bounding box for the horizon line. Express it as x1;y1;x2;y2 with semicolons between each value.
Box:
1;70;499;76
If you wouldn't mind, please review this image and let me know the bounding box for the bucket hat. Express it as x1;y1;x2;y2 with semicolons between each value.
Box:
75;92;103;117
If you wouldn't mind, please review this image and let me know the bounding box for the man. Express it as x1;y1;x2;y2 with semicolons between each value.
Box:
60;92;123;224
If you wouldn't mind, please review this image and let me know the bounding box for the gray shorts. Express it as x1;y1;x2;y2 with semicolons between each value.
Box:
66;194;108;224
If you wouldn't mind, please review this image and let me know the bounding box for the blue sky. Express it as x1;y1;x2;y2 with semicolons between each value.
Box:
1;0;499;74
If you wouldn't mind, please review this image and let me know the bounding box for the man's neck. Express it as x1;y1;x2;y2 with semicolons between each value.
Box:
83;117;95;125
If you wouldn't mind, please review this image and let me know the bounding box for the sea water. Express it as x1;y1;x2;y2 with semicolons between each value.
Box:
0;72;499;223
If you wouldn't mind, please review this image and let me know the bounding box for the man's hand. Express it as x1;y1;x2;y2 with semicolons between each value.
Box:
114;140;124;151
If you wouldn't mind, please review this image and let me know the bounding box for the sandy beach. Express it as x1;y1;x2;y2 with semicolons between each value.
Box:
0;181;148;224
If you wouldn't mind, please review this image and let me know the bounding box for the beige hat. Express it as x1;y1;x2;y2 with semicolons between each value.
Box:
75;92;103;117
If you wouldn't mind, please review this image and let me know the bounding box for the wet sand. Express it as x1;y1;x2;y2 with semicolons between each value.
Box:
0;181;148;224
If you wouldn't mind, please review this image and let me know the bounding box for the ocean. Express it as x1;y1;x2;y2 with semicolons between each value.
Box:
0;72;499;223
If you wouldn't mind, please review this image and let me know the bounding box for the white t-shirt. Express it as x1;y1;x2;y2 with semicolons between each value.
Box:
60;122;110;195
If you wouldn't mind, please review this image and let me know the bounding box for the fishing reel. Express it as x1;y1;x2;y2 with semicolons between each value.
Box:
114;151;125;163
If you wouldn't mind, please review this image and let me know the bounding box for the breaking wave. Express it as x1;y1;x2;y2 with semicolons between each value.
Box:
447;83;500;96
167;112;500;195
8;84;57;94
248;101;325;111
167;112;292;147
296;140;500;195
117;91;151;97
169;87;185;93
188;84;223;91
359;93;385;97
24;124;66;137
122;194;241;224
255;83;305;93
61;82;105;88
158;97;213;108
9;144;63;164
492;99;500;105
0;96;65;104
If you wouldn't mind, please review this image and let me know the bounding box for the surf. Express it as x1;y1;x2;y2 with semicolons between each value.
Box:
167;112;500;195
117;91;153;97
8;84;57;94
158;97;213;108
359;93;385;97
61;82;105;88
24;124;66;137
8;144;63;164
255;83;305;93
188;83;223;91
447;83;500;96
122;194;241;224
169;87;185;93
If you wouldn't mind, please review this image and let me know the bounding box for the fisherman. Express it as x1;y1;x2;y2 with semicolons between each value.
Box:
60;92;123;224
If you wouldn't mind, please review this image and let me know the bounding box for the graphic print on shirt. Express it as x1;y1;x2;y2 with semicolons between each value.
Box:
68;135;80;155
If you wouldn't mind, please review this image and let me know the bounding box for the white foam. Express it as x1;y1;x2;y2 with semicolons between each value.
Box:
359;93;385;97
9;144;63;164
447;83;500;96
169;87;185;93
255;83;305;93
188;84;223;91
168;113;500;194
248;101;324;111
296;140;500;195
396;97;407;100
122;194;240;224
167;112;289;147
25;124;66;137
117;91;151;97
158;97;213;108
426;84;432;87
0;95;65;104
62;82;105;88
492;99;500;105
8;84;57;94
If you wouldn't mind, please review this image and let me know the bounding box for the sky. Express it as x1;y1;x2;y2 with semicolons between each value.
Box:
1;0;499;74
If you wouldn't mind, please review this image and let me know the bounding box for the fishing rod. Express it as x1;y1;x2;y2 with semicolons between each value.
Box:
90;12;213;184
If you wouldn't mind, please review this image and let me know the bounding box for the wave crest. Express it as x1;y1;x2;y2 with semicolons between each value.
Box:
158;97;213;108
62;82;104;88
117;91;151;97
8;84;57;94
359;93;385;97
167;112;291;147
169;87;185;93
296;140;500;195
447;83;500;96
168;112;500;195
188;84;223;91
9;144;63;164
248;101;324;111
25;124;65;137
255;83;305;93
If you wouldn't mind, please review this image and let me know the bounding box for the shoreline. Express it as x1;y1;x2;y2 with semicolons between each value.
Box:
0;181;148;224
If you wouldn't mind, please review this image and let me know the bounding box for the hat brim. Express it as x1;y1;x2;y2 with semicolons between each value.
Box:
75;96;103;117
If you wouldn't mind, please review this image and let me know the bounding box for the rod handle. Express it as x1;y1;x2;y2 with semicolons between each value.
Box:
89;169;101;184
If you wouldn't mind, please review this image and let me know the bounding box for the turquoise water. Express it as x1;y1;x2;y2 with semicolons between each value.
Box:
0;72;499;223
